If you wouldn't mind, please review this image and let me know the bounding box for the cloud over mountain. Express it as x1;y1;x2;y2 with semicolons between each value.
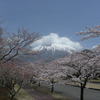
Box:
31;33;82;52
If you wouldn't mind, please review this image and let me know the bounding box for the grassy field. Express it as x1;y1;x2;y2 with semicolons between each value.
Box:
15;85;34;100
90;79;100;83
65;81;100;90
0;85;34;100
86;83;100;89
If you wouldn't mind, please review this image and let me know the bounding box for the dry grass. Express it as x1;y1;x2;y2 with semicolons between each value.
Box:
15;85;34;100
90;79;100;83
65;81;100;90
86;83;100;89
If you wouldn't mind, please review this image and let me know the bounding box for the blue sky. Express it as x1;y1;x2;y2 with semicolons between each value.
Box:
0;0;100;49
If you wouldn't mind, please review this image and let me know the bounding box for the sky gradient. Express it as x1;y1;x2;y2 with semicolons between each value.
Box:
0;0;100;49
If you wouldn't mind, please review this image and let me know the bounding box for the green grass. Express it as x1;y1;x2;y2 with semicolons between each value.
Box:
30;84;71;100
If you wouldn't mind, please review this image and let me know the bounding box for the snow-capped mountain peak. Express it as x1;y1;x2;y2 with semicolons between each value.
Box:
33;44;75;53
31;33;82;60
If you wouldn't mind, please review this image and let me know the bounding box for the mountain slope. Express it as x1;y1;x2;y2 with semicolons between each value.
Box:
33;44;75;61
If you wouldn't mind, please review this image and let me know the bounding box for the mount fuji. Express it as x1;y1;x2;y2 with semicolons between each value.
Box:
33;44;75;61
31;33;82;61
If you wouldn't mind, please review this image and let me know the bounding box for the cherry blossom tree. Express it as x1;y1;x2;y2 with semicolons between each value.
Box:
42;61;60;92
60;49;100;100
77;25;100;78
34;60;66;92
0;61;35;100
0;26;40;99
0;27;39;63
77;25;100;40
27;61;45;87
92;45;100;78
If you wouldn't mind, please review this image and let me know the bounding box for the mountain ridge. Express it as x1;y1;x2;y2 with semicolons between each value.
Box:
32;44;75;61
33;44;75;54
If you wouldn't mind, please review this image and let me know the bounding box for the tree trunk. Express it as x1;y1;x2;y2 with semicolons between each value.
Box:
38;82;40;87
10;95;14;100
51;84;54;92
80;86;84;100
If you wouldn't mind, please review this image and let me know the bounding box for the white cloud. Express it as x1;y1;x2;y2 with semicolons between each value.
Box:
92;45;98;49
31;33;82;51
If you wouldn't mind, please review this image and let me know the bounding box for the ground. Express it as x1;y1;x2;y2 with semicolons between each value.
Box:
24;85;58;100
0;84;69;100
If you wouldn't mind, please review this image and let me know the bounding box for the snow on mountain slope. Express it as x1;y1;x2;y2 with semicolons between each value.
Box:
31;33;82;60
31;33;82;51
33;44;75;54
